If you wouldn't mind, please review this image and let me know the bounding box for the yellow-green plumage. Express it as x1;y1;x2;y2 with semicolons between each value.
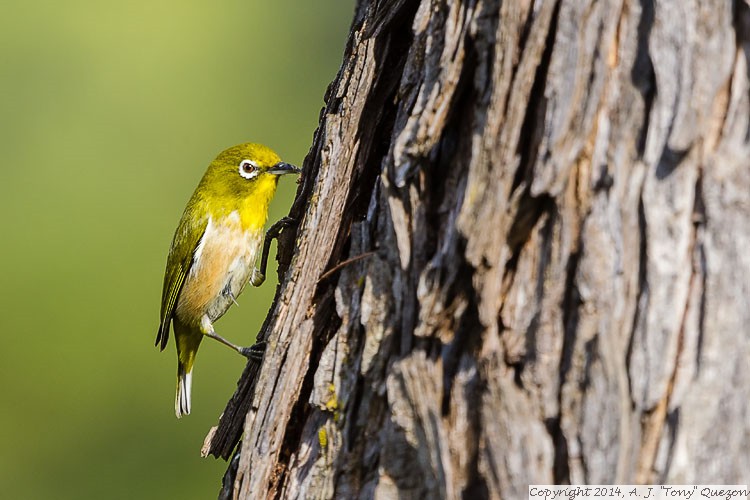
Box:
157;143;298;417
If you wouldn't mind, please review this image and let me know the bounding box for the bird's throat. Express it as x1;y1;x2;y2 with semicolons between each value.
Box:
236;176;278;233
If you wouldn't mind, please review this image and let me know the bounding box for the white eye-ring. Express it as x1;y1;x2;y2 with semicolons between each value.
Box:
239;159;259;179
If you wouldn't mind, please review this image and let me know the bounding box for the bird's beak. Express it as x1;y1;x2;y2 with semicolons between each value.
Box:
267;162;301;175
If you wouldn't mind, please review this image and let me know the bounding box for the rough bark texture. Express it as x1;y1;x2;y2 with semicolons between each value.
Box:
207;0;750;498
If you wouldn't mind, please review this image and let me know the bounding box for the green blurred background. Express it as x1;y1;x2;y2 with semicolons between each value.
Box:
0;1;353;498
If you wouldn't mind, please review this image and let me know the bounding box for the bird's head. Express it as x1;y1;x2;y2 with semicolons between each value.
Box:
195;143;300;208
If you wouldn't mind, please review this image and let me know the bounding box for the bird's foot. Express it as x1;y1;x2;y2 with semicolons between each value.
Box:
240;341;267;362
259;217;299;278
270;216;298;234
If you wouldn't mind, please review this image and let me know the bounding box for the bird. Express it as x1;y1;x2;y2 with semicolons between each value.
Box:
156;142;300;418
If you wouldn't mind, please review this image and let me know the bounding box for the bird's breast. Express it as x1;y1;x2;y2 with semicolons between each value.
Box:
175;211;263;326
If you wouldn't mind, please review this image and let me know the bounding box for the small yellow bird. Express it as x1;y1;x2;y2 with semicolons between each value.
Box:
156;143;299;417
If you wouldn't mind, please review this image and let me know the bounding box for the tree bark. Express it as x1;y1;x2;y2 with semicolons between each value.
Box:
205;0;750;498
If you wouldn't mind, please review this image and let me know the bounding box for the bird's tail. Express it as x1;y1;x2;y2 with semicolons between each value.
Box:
174;325;202;418
176;362;193;418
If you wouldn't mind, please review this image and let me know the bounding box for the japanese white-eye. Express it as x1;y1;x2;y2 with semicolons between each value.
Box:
156;143;300;418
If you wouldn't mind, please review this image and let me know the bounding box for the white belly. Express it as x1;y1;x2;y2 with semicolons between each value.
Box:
175;212;263;328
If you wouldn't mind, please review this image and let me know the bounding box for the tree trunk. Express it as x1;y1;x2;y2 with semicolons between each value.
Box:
205;0;750;498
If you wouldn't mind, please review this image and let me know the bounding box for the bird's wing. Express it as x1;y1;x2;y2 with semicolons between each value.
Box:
156;204;208;351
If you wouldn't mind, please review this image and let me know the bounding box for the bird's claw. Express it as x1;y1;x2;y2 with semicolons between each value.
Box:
275;216;297;229
241;341;267;362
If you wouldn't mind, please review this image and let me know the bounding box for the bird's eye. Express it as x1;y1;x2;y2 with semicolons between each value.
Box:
239;159;259;179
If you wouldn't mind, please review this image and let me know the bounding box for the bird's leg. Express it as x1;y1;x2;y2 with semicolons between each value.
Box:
205;330;246;355
205;330;267;362
254;216;298;286
250;267;265;287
